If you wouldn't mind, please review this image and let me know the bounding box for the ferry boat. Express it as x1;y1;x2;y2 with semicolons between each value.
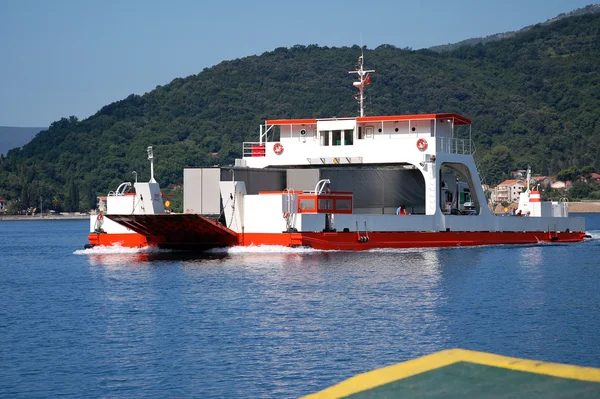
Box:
86;55;586;250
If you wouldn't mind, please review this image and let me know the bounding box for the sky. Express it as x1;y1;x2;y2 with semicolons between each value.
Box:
0;0;595;127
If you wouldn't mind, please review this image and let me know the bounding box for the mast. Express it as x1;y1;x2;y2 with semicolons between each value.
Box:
348;50;375;117
148;146;156;183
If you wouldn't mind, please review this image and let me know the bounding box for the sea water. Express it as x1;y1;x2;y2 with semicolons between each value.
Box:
1;214;599;398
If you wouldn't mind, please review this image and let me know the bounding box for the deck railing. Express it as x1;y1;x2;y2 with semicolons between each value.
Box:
243;142;266;157
437;138;473;155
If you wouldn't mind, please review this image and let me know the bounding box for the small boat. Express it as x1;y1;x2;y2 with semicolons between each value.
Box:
86;55;586;250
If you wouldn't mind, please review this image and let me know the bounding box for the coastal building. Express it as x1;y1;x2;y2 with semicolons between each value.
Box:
551;180;568;190
492;180;526;203
531;175;553;189
511;170;528;179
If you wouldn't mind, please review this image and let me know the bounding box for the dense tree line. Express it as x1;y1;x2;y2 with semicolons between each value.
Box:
0;13;599;212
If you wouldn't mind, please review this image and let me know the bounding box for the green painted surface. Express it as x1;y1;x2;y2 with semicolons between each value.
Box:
343;362;600;399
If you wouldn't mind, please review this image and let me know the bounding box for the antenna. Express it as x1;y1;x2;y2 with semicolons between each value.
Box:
348;46;375;117
147;146;156;183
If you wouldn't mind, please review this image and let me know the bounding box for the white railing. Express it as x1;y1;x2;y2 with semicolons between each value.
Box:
242;142;266;158
437;138;473;155
108;182;132;196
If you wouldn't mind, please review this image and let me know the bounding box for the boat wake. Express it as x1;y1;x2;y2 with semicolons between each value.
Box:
75;232;598;259
73;244;169;256
207;245;328;255
367;247;443;254
585;230;600;240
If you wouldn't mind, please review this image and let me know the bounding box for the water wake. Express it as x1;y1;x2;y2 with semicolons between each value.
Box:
73;244;169;256
585;230;600;240
207;245;327;255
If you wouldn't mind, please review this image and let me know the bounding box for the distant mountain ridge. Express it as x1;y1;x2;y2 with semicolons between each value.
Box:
429;4;600;52
0;126;46;156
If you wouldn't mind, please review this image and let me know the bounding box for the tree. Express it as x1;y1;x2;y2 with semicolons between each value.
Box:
481;145;514;186
569;181;591;199
64;180;80;211
556;166;579;182
581;165;595;180
1;13;599;201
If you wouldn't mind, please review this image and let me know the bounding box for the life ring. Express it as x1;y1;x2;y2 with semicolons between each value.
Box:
416;138;428;151
273;142;284;155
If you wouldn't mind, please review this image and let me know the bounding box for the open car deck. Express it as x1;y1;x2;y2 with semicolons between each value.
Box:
302;349;600;398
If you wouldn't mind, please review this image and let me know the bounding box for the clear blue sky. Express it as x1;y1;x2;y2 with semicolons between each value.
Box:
0;0;594;127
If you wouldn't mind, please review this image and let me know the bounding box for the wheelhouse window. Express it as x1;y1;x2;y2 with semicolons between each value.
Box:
332;130;342;146
300;199;315;210
335;199;351;210
318;199;334;210
320;131;329;146
344;129;354;145
319;128;354;146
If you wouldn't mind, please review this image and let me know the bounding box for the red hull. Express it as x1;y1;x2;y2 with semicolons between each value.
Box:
88;227;586;251
239;231;586;250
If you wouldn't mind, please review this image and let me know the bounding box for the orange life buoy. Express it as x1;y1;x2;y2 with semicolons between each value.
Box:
273;142;284;155
417;138;428;151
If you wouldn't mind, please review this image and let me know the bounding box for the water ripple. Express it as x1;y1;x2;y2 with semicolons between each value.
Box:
1;216;600;398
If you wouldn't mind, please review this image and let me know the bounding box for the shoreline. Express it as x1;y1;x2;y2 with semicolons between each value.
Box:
492;201;600;214
566;202;600;213
1;202;599;221
0;214;89;221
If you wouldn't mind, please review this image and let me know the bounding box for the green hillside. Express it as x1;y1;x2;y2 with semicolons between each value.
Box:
429;4;600;52
0;12;599;212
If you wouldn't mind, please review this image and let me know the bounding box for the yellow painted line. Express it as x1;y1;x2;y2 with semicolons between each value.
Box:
301;348;600;399
457;348;600;382
301;349;461;399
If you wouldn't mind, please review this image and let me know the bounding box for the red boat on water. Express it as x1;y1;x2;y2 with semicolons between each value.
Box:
87;56;586;250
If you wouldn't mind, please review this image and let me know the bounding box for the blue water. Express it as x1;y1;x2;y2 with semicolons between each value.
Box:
1;214;599;398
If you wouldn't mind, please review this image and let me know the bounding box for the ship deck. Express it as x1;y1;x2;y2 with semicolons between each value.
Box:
107;213;238;249
302;349;600;398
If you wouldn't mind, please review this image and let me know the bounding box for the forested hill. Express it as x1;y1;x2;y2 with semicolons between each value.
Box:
429;4;600;52
0;12;599;212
